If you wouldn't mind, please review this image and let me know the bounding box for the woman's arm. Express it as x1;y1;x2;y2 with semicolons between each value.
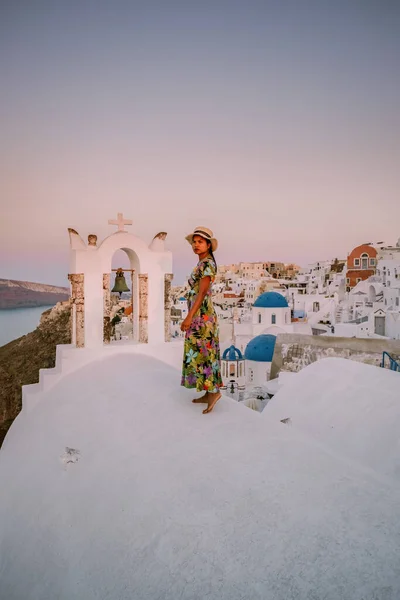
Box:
180;276;211;331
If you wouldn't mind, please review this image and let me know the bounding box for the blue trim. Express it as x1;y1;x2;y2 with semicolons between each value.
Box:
381;352;400;372
222;345;243;360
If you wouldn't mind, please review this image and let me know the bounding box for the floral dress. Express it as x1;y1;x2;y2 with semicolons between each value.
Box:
181;257;223;393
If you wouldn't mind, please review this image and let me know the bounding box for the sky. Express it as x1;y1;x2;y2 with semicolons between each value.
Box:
0;0;399;286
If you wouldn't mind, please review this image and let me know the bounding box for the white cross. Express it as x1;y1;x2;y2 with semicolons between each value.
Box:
108;213;133;232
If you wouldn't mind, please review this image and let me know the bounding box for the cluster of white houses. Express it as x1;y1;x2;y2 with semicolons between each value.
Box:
169;237;400;392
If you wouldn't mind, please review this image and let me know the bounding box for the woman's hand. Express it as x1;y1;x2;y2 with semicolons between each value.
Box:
180;316;192;332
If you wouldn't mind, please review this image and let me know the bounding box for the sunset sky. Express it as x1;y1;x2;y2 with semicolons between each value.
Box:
1;1;399;285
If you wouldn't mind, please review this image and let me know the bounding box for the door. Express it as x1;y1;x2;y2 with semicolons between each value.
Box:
374;316;385;336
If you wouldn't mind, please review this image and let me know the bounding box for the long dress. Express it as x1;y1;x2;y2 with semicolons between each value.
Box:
181;257;223;393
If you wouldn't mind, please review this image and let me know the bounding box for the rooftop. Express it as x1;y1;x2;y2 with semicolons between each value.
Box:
1;353;400;599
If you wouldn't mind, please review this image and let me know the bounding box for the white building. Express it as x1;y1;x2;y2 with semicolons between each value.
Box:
235;291;312;355
333;244;400;340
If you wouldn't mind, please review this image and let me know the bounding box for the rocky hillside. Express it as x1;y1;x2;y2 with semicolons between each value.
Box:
0;278;69;309
0;302;71;447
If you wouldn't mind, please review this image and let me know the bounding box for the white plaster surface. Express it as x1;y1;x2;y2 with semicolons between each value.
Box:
1;354;400;600
265;357;400;482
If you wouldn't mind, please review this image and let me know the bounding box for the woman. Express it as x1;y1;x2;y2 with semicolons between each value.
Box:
180;227;223;414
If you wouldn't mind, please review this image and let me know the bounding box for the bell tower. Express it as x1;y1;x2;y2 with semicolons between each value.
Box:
68;214;173;348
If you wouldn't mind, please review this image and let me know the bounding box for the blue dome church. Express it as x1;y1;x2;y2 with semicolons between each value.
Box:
244;334;277;384
220;345;246;396
232;290;312;385
252;292;291;336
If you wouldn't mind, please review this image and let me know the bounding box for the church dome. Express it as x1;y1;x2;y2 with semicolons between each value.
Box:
222;345;243;361
244;334;277;362
253;291;288;308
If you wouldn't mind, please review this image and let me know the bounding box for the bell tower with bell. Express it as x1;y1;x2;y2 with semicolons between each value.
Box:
68;213;173;349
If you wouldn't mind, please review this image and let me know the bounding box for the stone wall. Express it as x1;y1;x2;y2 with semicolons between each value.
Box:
68;274;84;348
164;273;173;342
270;333;400;380
138;274;148;343
102;274;111;344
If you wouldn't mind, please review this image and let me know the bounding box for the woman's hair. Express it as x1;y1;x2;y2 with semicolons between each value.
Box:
207;241;218;272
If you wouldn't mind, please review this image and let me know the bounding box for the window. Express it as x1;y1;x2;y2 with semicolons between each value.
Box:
354;258;360;267
239;363;243;377
271;313;276;324
356;278;362;283
396;297;399;307
346;278;350;284
258;313;262;324
230;363;235;377
370;258;376;266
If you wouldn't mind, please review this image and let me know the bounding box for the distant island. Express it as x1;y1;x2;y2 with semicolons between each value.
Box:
0;278;69;309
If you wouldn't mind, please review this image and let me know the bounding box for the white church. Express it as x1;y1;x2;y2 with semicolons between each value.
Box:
1;215;400;600
231;291;312;385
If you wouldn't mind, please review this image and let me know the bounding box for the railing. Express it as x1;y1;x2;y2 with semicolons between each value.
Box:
346;315;369;324
381;352;400;372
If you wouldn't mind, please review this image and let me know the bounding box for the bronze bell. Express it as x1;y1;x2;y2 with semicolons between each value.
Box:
112;268;130;296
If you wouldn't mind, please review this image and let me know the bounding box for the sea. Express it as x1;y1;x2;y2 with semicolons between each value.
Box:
0;306;53;347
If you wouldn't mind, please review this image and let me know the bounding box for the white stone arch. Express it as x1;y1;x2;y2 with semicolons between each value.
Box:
101;245;141;344
69;227;172;348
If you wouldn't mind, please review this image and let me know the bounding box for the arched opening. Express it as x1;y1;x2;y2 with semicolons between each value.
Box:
369;285;376;303
361;253;369;269
229;363;236;377
103;248;140;343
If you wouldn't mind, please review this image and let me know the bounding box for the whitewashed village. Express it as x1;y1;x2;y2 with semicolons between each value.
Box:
1;216;400;600
168;237;400;406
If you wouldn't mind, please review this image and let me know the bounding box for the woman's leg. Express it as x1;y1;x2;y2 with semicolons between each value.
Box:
202;390;221;414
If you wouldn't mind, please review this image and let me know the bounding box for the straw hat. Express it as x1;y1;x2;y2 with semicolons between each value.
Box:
185;226;218;252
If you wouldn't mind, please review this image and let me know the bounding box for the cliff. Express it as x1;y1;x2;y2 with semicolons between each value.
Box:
0;278;69;309
0;302;71;447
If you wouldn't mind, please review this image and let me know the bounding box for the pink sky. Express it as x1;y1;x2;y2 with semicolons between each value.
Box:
1;2;399;286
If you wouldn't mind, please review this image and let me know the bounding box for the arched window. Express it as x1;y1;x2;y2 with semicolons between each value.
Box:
230;363;235;377
361;253;369;269
272;313;276;324
258;313;262;324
